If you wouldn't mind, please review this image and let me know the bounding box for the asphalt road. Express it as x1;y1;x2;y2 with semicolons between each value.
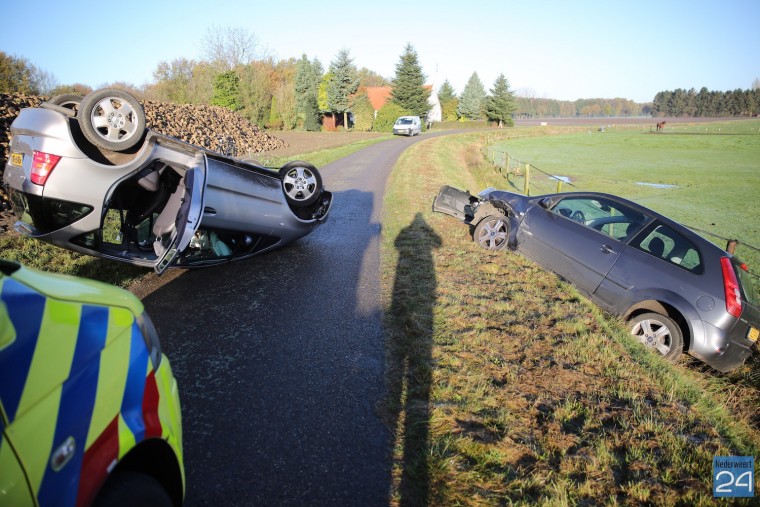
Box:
142;133;434;506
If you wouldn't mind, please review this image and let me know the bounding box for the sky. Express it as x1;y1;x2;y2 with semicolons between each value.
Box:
2;0;758;103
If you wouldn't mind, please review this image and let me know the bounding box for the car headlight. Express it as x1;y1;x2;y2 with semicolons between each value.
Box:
137;311;162;368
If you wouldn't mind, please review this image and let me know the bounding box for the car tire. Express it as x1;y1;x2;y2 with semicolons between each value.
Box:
92;471;172;507
629;312;683;361
78;88;146;152
279;161;323;207
474;214;509;251
48;94;83;110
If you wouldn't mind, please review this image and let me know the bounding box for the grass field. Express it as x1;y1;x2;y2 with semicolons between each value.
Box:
488;120;760;282
381;130;760;505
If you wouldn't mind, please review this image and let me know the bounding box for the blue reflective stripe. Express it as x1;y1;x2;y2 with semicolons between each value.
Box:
121;323;148;442
70;306;109;372
37;305;107;507
0;279;46;423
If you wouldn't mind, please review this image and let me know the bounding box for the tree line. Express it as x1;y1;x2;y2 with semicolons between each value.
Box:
512;96;648;118
651;87;760;117
0;28;518;133
6;26;755;127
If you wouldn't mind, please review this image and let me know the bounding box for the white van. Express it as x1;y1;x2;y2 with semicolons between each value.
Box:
393;115;422;136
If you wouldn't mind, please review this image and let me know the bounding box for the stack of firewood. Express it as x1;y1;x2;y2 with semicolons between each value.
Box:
143;101;286;154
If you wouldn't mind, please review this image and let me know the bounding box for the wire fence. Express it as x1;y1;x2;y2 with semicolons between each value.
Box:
480;138;760;288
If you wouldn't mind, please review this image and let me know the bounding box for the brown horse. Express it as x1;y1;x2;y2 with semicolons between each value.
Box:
656;120;666;132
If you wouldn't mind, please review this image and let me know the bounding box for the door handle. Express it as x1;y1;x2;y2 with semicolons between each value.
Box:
204;206;217;216
601;244;616;255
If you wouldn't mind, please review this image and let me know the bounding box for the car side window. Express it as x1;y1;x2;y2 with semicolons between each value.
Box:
634;224;703;273
551;197;647;242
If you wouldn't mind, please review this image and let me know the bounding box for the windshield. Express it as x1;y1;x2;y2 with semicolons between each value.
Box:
396;118;413;125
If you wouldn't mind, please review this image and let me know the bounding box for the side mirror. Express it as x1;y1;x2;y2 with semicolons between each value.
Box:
539;197;553;209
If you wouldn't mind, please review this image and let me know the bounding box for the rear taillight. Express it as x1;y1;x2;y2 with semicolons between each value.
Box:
720;257;743;318
30;151;62;185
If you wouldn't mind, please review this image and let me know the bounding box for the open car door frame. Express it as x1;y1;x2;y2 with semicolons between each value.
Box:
153;155;206;275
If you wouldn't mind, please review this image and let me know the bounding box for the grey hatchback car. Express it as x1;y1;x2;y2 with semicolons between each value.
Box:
434;185;760;372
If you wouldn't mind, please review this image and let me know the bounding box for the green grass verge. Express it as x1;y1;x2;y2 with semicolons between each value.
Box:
381;132;760;505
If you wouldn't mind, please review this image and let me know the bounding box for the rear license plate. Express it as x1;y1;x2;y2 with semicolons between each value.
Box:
10;152;23;166
748;327;759;343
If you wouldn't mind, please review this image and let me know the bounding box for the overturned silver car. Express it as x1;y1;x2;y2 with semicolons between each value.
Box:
3;88;332;274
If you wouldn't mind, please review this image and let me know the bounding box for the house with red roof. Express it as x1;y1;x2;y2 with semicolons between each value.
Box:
322;85;441;129
363;85;441;122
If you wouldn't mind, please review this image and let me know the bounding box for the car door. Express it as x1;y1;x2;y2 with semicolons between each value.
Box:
153;156;206;275
516;195;636;296
594;222;706;315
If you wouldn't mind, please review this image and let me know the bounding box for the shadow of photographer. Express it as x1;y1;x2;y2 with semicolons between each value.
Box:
386;212;442;506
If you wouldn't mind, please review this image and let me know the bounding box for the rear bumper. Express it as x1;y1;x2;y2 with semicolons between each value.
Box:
690;320;756;372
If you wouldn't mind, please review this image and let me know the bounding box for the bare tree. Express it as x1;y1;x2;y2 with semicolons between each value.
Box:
201;25;261;71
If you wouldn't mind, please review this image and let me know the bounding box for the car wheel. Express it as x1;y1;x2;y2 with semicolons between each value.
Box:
92;471;172;507
48;94;83;110
78;88;146;152
279;160;323;207
474;215;509;251
629;312;683;361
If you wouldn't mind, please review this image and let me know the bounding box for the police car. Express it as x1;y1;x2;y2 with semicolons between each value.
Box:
0;260;184;506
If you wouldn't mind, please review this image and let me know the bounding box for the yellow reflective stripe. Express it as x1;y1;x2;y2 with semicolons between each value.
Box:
154;357;185;488
15;299;79;418
6;384;63;496
105;307;134;345
85;309;133;449
10;299;79;493
0;428;37;506
0;285;16;351
117;414;136;460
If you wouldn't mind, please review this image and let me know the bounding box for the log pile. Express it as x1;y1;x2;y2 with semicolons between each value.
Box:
142;101;287;154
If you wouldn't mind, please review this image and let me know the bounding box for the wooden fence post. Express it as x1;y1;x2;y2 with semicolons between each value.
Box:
726;240;738;254
524;163;531;195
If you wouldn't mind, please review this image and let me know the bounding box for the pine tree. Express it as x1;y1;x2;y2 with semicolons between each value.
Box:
211;70;241;111
457;72;486;120
303;93;322;131
390;44;431;118
295;55;322;130
327;49;359;129
437;79;456;104
484;73;516;127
